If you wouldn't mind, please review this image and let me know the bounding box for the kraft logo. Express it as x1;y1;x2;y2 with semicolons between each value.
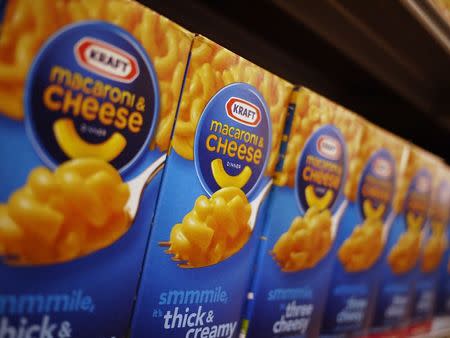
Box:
373;158;393;178
316;135;341;160
74;37;139;83
225;97;261;127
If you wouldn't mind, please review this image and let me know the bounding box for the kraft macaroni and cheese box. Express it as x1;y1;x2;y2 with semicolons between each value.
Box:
242;87;364;338
367;145;438;338
434;166;450;317
320;122;408;338
0;1;192;337
130;35;293;338
408;159;449;336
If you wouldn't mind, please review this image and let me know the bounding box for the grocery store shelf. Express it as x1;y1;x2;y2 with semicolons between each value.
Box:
402;0;450;56
140;0;338;95
274;0;450;131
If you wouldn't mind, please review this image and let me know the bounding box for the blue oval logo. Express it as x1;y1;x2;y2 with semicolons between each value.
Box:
194;83;271;196
404;168;432;231
357;149;396;222
295;125;347;214
25;21;159;173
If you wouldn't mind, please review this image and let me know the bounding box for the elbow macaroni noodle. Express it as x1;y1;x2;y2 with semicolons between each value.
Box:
305;185;334;211
388;229;421;275
364;199;386;220
272;206;332;271
338;216;384;272
53;118;127;162
0;0;190;152
163;187;251;268
211;158;252;189
0;158;130;265
171;37;291;175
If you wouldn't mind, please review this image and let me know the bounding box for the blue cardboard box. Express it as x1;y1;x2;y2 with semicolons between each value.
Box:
0;1;193;337
130;35;293;338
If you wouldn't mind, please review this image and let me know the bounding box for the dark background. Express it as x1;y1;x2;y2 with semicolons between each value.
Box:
140;0;450;163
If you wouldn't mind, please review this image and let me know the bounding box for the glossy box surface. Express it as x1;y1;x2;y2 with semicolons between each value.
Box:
243;87;364;338
321;122;408;337
0;1;192;337
130;35;293;338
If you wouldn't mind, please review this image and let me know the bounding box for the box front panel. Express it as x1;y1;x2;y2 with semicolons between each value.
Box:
408;162;449;335
435;168;450;317
369;148;437;335
0;1;192;336
245;88;355;338
131;36;292;338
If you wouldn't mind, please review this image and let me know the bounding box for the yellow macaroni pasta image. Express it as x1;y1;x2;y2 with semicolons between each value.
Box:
305;185;334;211
272;206;333;271
363;199;386;220
53;118;127;162
161;187;252;268
0;158;130;265
338;216;384;272
388;229;421;275
211;158;252;189
338;199;387;272
388;210;424;275
407;212;424;232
